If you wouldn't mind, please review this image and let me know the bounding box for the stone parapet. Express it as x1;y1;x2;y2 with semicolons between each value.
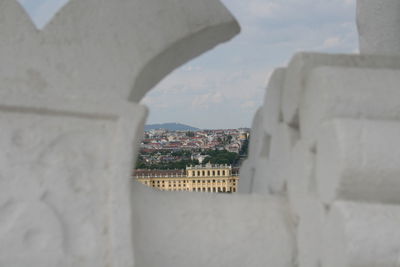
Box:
245;51;400;267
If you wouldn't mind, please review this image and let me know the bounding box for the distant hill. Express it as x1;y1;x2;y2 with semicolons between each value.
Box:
145;123;200;131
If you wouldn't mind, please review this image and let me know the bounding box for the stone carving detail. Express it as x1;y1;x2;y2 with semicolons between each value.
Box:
0;200;65;266
0;112;116;266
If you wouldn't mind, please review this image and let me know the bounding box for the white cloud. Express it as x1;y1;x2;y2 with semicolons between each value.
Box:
323;36;342;48
247;2;281;18
343;0;356;6
141;96;170;109
191;91;224;109
142;66;271;128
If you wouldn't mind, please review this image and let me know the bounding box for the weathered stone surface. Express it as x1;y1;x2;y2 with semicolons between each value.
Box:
261;68;286;135
131;187;296;267
357;0;400;54
267;123;299;194
322;201;400;267
301;66;400;147
0;0;239;102
237;159;255;194
282;53;400;126
0;95;147;267
287;141;316;216
296;197;326;267
240;108;265;193
316;119;400;205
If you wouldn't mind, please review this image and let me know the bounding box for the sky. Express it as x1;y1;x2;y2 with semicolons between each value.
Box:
19;0;358;129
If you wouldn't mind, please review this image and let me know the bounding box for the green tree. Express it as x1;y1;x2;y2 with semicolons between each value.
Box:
202;150;239;166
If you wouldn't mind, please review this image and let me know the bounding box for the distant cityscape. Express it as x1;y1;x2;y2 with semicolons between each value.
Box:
134;123;250;193
136;123;250;170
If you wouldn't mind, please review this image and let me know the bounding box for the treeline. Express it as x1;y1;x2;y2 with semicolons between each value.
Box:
136;147;248;170
201;150;240;165
135;157;199;170
140;149;194;156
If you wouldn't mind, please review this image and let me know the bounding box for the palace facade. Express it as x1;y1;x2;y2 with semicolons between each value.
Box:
134;163;239;193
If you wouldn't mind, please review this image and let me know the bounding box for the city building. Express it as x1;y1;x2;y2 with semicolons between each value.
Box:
134;163;239;193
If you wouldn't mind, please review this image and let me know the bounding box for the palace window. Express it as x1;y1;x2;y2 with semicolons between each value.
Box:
134;164;239;194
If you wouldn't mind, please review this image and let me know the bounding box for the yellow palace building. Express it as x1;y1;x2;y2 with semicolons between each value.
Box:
134;163;239;193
